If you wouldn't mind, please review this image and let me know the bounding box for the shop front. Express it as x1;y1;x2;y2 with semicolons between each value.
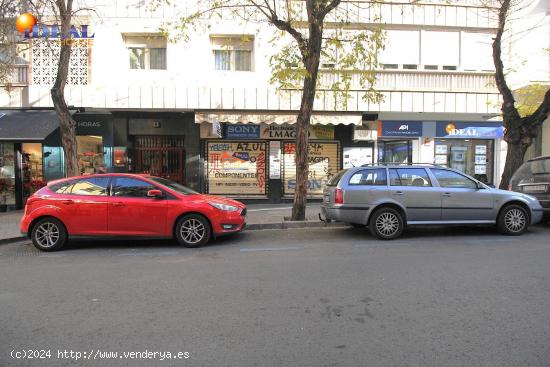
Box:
376;121;424;164
197;112;361;202
376;119;504;185
0;110;59;211
433;121;503;184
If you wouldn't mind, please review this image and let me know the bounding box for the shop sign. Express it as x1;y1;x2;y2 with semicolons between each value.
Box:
206;141;267;195
378;121;423;138
282;142;339;197
225;124;261;139
436;122;504;139
261;124;334;140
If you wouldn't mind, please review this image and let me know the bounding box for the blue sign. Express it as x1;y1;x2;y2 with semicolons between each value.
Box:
379;121;423;137
225;124;261;139
436;122;504;139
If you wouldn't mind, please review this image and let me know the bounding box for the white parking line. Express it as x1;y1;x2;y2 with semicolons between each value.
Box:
240;246;301;252
117;251;180;257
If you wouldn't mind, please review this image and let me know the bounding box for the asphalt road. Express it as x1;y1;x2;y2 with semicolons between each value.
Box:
1;225;550;367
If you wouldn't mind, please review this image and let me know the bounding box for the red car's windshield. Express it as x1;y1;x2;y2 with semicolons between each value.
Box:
149;177;198;195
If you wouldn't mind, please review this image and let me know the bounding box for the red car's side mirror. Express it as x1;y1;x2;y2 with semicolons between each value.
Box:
147;189;164;199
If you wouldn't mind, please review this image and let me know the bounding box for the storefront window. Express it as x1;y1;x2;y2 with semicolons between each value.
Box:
434;139;494;184
379;140;411;163
283;142;339;197
77;136;104;175
206;141;267;196
21;143;45;203
0;143;16;211
43;146;64;182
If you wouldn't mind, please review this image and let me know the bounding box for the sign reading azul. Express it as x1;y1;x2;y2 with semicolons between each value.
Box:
436;122;504;139
378;121;423;138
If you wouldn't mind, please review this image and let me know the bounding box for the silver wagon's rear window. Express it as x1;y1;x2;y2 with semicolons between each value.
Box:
327;169;349;186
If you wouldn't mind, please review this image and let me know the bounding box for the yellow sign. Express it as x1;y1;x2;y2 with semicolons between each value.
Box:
207;141;267;195
282;142;339;197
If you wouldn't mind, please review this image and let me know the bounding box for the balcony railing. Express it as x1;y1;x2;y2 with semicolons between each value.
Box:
22;84;501;114
91;0;498;29
319;70;496;92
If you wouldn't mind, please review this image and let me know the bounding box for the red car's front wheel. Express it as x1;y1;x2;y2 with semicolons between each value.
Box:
175;214;211;248
31;217;68;251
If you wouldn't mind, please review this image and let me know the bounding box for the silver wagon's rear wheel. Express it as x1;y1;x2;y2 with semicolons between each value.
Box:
369;208;404;240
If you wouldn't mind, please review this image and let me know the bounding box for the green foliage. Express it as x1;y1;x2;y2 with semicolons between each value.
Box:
152;0;386;109
515;84;550;117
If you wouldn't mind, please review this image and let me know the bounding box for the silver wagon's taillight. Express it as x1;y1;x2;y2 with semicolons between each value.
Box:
335;188;344;204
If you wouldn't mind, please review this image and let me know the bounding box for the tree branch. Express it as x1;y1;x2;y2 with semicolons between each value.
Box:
319;0;341;19
492;0;522;123
528;87;550;126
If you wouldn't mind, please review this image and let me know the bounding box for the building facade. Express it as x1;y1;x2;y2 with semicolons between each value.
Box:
1;0;508;210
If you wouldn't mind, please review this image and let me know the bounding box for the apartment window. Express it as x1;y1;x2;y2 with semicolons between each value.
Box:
124;34;167;70
211;35;253;71
442;65;457;71
403;64;418;70
382;64;399;70
424;65;438;70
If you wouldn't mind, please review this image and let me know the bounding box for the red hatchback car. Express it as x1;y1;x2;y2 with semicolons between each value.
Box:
20;174;246;251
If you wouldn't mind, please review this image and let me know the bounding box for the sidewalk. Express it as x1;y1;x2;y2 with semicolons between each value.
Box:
0;203;343;243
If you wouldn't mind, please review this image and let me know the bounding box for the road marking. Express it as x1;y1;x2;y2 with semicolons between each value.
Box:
116;251;180;257
240;246;301;252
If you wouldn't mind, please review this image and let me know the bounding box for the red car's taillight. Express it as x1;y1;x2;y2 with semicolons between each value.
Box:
334;188;344;204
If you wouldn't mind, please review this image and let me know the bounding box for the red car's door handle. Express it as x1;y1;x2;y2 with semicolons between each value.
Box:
112;202;125;207
61;199;74;205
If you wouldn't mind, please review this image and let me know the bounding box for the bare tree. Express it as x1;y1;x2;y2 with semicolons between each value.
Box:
492;0;550;188
158;0;384;220
50;0;80;177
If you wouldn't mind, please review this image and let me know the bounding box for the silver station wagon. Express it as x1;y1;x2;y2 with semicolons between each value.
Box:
321;165;543;240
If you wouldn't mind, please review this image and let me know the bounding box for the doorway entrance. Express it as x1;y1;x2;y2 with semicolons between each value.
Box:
134;136;186;184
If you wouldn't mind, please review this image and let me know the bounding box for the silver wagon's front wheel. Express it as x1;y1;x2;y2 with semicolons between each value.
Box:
369;208;404;240
498;204;529;235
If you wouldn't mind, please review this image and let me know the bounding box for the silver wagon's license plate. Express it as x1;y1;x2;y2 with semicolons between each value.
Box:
324;195;330;203
522;185;548;192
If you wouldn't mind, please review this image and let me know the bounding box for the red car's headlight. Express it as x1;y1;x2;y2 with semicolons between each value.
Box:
208;201;239;212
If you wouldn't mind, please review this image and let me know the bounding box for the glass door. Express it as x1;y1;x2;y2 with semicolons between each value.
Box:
0;143;16;212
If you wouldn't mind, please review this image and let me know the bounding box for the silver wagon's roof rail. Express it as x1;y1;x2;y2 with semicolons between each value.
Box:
360;162;446;167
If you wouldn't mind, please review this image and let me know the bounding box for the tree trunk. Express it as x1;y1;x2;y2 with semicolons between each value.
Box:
499;137;529;190
50;0;79;177
291;72;318;220
291;15;323;221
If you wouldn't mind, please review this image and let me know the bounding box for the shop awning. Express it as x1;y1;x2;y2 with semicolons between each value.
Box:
0;110;59;141
195;112;363;126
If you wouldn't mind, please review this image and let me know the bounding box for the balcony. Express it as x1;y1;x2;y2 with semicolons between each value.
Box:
2;65;29;85
22;84;501;114
91;0;499;30
319;69;497;92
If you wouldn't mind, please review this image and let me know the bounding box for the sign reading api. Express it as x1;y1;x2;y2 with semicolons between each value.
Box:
16;12;94;46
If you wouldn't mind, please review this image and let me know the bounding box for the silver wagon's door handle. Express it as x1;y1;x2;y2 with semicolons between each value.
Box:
393;191;404;196
442;193;452;197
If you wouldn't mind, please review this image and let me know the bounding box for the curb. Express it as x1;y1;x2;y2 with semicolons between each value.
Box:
246;221;349;231
0;222;349;244
0;236;26;245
